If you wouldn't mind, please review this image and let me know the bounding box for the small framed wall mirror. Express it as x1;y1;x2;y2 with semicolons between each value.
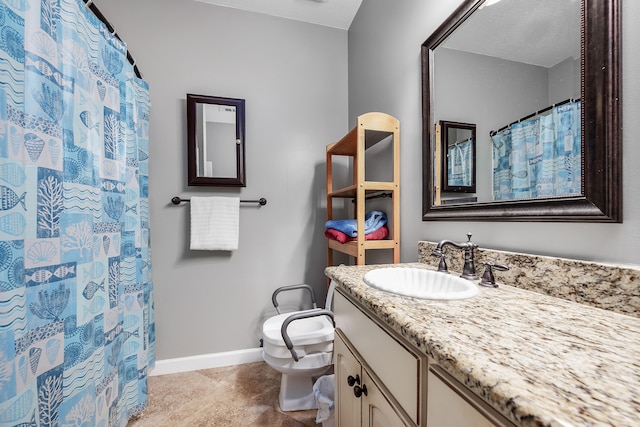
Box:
187;94;246;186
440;120;476;194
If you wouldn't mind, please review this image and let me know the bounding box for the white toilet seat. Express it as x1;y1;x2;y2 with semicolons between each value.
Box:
263;310;334;347
263;339;333;359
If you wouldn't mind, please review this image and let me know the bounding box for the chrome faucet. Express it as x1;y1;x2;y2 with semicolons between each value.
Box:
432;233;479;280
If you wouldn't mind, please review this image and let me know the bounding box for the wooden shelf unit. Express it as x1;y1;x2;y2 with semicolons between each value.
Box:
326;112;400;266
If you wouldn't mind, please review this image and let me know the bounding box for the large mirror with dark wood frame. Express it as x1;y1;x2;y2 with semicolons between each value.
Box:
187;94;246;187
422;0;621;222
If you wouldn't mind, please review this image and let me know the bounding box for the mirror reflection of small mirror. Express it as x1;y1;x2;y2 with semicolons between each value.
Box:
440;120;476;194
196;103;237;178
187;94;246;187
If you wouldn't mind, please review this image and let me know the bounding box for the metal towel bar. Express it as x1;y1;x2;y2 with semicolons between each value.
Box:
171;196;267;206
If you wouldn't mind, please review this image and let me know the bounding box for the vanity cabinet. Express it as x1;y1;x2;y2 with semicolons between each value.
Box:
334;290;425;427
333;288;518;427
326;112;400;266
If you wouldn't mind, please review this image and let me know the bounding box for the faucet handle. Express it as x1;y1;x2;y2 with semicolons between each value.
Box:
466;232;473;242
433;251;449;273
479;262;509;288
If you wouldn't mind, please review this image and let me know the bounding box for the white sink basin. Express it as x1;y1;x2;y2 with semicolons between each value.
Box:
363;267;478;300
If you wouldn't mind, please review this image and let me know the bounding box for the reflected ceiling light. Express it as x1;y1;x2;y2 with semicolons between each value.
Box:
479;0;502;8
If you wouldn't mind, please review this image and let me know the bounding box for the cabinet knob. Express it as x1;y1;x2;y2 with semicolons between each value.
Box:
353;384;368;398
347;374;360;387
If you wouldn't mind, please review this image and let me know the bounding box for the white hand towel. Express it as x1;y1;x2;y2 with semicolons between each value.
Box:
190;196;240;250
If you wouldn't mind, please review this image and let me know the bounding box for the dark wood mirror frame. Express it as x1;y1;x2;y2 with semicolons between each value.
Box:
440;120;476;194
187;94;246;187
422;0;621;222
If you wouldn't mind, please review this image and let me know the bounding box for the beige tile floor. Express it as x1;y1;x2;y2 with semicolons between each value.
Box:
127;362;319;427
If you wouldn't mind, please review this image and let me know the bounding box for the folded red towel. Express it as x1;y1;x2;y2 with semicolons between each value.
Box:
324;228;350;244
325;225;389;244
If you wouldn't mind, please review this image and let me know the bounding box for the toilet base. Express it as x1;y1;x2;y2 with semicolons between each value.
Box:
278;373;318;411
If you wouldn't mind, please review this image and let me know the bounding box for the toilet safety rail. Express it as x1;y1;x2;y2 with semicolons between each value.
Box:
272;284;318;314
281;309;335;362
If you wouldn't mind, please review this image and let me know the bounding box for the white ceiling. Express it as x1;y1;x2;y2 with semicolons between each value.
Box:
194;0;362;30
193;0;581;67
443;0;581;68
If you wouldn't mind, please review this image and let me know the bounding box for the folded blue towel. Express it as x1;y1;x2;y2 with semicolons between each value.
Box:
325;211;388;237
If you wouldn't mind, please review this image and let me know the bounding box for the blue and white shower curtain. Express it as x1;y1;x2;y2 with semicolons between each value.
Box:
447;138;473;187
0;0;154;426
492;100;581;200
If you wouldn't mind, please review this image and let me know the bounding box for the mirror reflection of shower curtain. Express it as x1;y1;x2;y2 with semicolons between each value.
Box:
492;100;581;200
0;0;154;426
447;138;473;186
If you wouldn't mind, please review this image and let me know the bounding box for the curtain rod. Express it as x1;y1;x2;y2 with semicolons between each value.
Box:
450;137;472;148
83;0;143;79
490;98;580;136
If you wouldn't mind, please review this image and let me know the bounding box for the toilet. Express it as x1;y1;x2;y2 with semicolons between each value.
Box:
262;281;336;411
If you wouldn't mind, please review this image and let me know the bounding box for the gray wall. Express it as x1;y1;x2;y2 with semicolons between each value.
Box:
349;0;640;266
94;0;348;359
548;57;581;103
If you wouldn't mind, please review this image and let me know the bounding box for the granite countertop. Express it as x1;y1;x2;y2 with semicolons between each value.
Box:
325;263;640;427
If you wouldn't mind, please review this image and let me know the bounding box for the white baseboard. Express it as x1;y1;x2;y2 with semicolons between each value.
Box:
150;348;263;377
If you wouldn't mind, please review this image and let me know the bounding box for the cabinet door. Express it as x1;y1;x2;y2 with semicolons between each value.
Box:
427;366;515;427
334;332;362;427
361;369;410;427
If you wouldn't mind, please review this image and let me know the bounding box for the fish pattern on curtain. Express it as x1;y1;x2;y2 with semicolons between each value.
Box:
0;0;154;426
447;138;473;187
492;100;581;201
